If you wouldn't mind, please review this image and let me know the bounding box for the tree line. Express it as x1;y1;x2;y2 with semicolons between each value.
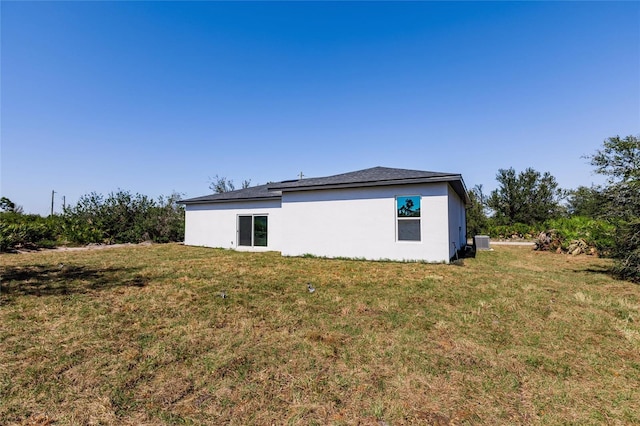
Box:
0;191;184;251
467;135;639;283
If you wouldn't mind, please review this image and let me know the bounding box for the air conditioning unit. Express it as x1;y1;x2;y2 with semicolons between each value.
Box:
474;235;491;250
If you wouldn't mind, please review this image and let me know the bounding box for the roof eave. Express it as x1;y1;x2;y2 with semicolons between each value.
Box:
270;175;463;192
270;175;471;205
448;180;471;205
180;196;281;205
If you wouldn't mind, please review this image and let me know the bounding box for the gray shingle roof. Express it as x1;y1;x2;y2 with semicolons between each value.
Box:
181;166;469;204
269;167;469;203
180;183;280;204
269;166;459;190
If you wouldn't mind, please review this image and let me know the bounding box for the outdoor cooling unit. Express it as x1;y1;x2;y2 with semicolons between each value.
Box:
474;235;491;251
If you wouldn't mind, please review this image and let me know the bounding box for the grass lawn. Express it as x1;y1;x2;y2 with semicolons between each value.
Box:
1;244;639;425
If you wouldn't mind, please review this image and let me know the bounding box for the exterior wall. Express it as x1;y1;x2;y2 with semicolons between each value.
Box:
279;183;452;262
184;199;282;251
447;184;467;259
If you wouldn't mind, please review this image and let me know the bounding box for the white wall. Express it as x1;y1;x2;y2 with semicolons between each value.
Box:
184;199;282;251
279;183;452;262
447;184;467;258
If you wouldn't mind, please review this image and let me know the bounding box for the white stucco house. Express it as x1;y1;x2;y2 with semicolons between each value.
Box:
181;167;470;263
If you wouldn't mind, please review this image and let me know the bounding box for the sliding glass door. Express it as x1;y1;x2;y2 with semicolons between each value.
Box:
238;215;268;247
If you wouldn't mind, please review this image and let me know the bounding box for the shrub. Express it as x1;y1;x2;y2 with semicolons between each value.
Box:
611;219;640;283
0;212;58;251
62;190;184;244
136;194;185;243
58;215;104;245
0;191;184;251
486;222;543;240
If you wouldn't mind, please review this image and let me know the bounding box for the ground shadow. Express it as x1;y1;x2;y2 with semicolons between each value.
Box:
572;264;612;274
451;244;476;262
577;267;640;286
0;264;149;301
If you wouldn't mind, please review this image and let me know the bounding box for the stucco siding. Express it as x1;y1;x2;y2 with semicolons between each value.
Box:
184;199;282;251
447;184;467;259
280;183;451;262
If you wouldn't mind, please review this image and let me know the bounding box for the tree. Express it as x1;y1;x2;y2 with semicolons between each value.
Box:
209;175;252;194
487;167;563;225
466;184;489;236
565;185;607;218
209;175;235;193
588;135;640;184
0;197;23;213
611;219;640;283
587;135;640;282
586;135;640;222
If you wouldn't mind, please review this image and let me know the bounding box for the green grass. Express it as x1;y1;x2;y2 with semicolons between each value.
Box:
1;244;639;425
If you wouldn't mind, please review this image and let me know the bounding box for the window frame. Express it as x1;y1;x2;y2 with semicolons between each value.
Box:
237;214;268;247
396;195;421;242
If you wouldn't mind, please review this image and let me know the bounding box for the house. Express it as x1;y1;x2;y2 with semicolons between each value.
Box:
181;167;470;263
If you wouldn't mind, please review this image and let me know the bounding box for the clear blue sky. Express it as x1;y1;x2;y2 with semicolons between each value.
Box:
2;1;638;216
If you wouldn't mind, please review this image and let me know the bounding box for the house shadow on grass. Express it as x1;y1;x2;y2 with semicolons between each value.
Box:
0;264;149;301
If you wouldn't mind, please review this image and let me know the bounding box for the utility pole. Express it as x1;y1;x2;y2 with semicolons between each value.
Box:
62;195;66;211
50;190;56;216
299;171;305;180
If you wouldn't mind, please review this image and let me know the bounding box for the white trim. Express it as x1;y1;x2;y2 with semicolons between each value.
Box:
395;195;422;242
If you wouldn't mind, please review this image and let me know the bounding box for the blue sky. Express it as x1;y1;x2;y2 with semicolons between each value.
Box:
2;1;638;216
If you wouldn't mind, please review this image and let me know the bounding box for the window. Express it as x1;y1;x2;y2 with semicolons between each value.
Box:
396;196;421;241
238;215;268;247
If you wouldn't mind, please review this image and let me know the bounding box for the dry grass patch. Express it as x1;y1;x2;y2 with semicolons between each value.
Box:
1;243;639;425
